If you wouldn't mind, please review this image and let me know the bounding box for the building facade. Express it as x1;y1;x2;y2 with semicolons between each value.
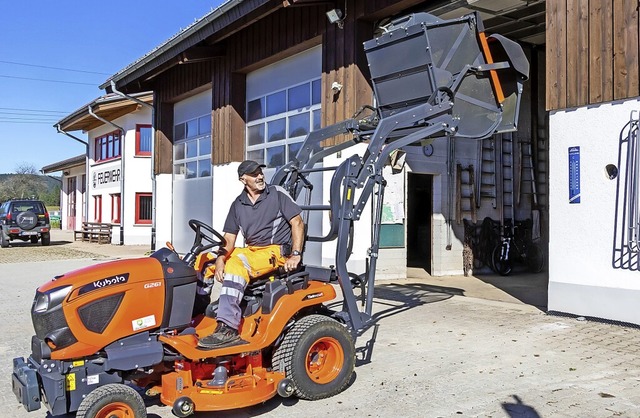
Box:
545;1;640;325
101;0;546;281
42;154;86;231
55;93;154;245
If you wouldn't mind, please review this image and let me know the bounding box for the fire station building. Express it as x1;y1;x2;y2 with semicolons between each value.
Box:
98;0;640;326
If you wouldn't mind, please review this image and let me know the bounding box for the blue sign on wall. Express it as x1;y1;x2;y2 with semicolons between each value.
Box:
569;146;580;204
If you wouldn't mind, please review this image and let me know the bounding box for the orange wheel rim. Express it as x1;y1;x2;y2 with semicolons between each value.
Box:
95;402;135;418
305;336;344;384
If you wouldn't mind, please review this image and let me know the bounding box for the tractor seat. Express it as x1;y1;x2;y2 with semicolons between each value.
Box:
205;265;309;319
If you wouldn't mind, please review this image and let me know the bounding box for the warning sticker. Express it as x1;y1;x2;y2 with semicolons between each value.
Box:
132;314;156;331
87;374;99;385
66;373;76;391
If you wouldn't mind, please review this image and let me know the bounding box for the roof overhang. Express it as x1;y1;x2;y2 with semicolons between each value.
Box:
429;0;546;45
55;92;153;132
100;0;273;94
41;154;86;174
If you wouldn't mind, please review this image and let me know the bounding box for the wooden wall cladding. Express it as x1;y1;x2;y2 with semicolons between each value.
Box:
547;0;639;111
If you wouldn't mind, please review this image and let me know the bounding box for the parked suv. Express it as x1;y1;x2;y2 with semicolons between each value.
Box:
0;199;51;247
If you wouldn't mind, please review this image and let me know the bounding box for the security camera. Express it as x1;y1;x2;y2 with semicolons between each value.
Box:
331;82;343;93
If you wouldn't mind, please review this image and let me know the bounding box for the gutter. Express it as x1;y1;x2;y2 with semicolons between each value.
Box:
109;81;158;251
88;106;126;246
55;125;90;231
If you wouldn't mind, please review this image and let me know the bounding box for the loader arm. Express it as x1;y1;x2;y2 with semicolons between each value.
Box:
272;11;529;336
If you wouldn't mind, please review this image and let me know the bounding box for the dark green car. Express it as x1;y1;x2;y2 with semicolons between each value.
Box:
0;199;51;247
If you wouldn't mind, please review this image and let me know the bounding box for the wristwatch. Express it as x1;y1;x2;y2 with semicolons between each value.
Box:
291;250;301;256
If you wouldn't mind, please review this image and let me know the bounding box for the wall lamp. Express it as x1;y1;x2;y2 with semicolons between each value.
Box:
326;8;344;29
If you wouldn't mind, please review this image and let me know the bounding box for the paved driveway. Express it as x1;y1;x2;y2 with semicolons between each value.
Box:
1;239;639;417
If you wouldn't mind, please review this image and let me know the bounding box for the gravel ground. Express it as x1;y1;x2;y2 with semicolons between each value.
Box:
0;229;150;264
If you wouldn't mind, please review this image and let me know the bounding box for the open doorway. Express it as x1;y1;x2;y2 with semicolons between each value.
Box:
407;173;433;271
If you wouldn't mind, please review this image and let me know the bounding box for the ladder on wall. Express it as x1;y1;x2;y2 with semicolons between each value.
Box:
456;163;477;224
475;133;515;226
477;138;497;208
500;132;516;226
517;138;538;207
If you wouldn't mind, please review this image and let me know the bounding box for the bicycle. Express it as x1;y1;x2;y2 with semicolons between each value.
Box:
491;219;544;276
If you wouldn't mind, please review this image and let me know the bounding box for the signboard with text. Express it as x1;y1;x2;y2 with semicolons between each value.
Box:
91;167;121;190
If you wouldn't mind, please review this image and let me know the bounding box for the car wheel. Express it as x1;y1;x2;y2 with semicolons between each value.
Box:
75;384;147;418
41;233;50;246
1;229;8;248
16;211;38;230
272;315;355;400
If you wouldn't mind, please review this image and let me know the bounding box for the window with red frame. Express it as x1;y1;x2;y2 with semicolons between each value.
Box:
93;195;102;222
135;193;152;224
94;130;121;162
111;193;121;223
136;125;152;156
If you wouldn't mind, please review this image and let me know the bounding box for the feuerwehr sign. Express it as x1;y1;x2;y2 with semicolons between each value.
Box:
92;167;121;190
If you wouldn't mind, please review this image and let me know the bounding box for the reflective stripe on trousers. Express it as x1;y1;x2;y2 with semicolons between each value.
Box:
216;245;286;329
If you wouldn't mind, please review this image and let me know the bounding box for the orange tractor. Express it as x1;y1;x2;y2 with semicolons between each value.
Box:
12;11;528;417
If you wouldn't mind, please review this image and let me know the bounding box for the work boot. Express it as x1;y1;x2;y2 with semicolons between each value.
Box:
197;322;246;349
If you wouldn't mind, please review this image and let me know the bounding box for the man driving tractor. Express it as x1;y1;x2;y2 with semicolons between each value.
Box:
198;160;305;349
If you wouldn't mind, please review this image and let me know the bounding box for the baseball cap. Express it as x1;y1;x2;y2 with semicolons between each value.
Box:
237;160;266;177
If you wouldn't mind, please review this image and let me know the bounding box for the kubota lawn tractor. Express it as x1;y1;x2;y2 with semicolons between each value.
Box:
12;11;528;418
13;219;355;417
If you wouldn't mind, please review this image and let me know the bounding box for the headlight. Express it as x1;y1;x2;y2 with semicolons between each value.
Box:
33;286;71;313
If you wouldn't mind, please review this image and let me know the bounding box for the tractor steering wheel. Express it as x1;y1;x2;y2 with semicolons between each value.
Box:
182;219;227;266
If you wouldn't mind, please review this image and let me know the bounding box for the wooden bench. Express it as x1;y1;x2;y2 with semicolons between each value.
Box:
74;222;112;244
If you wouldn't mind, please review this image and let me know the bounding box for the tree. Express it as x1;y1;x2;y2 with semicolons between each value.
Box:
0;163;48;201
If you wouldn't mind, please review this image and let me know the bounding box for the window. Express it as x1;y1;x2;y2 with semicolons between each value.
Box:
93;195;102;222
111;193;121;223
136;125;152;156
135;193;152;224
173;115;211;180
94;130;121;162
246;78;321;168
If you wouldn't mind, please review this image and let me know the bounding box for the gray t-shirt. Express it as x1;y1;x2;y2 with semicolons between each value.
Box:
223;185;302;247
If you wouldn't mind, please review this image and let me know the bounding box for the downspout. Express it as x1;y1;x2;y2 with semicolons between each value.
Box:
109;81;157;250
88;106;126;245
56;124;89;228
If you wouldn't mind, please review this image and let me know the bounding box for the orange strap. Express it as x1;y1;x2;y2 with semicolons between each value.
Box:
478;32;505;104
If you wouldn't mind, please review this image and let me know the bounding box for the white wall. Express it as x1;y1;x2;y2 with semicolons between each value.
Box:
87;107;152;245
155;173;173;248
548;98;640;325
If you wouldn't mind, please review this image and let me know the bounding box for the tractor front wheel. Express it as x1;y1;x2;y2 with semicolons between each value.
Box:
76;384;147;418
272;315;355;400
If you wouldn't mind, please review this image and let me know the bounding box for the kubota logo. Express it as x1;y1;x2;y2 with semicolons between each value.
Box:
303;292;324;300
144;281;162;289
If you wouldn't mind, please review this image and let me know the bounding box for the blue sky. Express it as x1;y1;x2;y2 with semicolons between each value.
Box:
0;1;225;174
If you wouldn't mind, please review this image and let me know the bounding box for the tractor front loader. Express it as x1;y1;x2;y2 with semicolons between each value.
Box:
273;11;529;336
12;11;527;418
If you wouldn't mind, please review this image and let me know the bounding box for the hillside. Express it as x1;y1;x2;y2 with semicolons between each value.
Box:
0;173;61;205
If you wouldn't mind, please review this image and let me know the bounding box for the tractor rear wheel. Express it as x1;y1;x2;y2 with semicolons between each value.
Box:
272;315;355;400
76;384;147;418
